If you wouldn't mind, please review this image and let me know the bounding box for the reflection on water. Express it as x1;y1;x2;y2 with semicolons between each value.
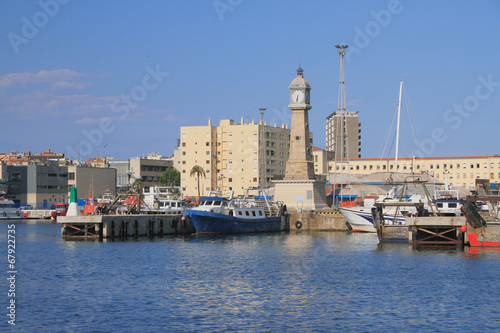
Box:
2;220;500;332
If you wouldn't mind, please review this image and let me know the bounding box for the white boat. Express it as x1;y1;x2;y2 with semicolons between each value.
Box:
340;193;421;232
142;186;186;215
0;195;22;219
433;189;464;216
340;81;430;232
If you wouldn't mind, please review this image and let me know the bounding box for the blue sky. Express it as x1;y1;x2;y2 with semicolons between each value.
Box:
1;0;499;161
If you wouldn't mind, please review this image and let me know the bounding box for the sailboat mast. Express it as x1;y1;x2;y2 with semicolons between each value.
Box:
394;80;403;173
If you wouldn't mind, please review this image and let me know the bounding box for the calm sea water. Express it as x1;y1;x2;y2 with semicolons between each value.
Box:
2;220;500;332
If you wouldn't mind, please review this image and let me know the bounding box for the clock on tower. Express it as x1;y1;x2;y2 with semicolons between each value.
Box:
288;66;311;110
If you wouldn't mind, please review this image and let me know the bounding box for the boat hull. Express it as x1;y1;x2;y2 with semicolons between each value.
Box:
339;207;406;233
467;223;500;247
339;207;377;232
185;210;284;234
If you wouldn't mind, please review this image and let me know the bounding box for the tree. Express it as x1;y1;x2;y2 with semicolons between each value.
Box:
160;167;180;187
190;165;206;197
131;179;144;194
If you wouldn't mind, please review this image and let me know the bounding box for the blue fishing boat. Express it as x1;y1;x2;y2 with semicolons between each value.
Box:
183;189;286;234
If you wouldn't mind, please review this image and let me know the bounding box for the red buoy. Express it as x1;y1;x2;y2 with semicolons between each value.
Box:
460;225;467;233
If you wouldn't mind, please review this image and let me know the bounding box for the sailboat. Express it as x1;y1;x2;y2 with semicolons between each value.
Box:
339;81;431;232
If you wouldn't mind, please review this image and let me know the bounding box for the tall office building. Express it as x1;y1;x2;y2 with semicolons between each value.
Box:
326;44;361;159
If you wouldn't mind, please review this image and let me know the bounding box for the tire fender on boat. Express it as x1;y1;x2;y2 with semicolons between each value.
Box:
2;211;6;217
16;211;20;216
295;221;303;229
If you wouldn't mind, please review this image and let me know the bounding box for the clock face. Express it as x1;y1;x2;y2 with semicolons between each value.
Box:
291;90;305;104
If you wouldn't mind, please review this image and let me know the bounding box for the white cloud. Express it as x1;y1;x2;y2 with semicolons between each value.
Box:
0;69;86;88
5;90;117;119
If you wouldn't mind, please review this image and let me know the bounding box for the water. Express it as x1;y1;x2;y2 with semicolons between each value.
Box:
2;220;500;332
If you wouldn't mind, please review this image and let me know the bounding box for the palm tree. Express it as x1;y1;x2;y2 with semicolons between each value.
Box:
190;165;206;197
131;179;144;194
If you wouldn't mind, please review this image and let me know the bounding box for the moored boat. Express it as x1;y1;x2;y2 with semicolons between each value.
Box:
184;189;285;234
461;195;500;246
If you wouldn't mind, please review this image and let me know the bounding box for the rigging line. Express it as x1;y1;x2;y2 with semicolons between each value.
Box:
402;84;422;152
380;102;399;160
387;130;397;160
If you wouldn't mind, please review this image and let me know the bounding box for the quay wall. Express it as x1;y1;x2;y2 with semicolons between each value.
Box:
287;210;348;231
59;214;195;238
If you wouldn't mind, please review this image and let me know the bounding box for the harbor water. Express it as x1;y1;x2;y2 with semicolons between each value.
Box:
2;219;500;332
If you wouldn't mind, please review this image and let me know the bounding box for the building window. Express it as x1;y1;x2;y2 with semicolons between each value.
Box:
206;142;210;146
228;178;232;182
182;142;186;147
68;173;75;180
206;160;210;164
253;178;257;182
182;161;186;164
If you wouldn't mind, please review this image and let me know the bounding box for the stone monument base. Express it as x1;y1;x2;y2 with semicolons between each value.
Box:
274;179;328;211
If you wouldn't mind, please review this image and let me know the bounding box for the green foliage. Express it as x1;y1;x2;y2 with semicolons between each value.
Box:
160;167;181;186
131;179;144;194
190;165;206;197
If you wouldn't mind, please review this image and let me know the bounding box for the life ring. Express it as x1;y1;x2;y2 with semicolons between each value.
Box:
295;221;303;229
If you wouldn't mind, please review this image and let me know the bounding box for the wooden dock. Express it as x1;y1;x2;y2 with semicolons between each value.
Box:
377;216;466;245
58;214;195;239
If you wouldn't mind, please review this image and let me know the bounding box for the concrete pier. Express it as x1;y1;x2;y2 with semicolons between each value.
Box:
288;210;348;231
58;214;195;239
378;216;467;244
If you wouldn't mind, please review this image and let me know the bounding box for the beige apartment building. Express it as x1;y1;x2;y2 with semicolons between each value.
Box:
180;118;299;197
312;147;334;175
328;155;500;189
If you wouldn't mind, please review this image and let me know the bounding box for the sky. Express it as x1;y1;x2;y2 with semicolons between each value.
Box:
1;0;499;161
